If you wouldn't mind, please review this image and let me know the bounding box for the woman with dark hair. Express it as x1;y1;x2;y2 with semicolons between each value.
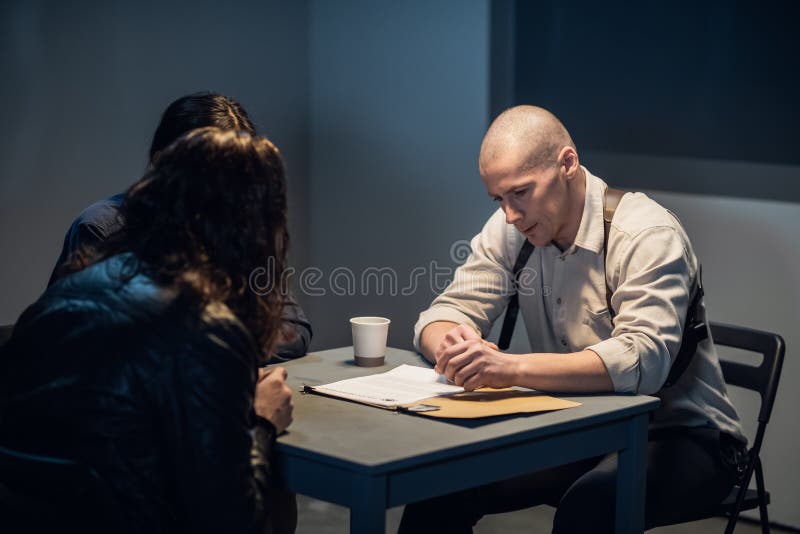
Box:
148;92;256;161
49;92;312;361
1;128;295;533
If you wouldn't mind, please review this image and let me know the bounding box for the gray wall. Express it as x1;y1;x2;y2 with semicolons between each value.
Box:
0;0;310;324
306;0;492;350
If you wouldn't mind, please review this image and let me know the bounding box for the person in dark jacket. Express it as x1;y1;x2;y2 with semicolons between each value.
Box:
49;92;312;361
1;127;295;533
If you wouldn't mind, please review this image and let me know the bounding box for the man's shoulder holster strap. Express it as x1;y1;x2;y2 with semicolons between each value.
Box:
499;186;707;388
603;188;626;311
497;240;534;350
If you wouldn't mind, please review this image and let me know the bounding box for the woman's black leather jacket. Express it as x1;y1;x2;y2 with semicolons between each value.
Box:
0;254;276;533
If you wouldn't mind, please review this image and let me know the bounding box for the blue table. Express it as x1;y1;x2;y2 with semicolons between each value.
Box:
275;347;660;533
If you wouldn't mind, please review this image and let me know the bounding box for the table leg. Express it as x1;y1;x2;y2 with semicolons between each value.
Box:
615;413;648;534
350;474;386;534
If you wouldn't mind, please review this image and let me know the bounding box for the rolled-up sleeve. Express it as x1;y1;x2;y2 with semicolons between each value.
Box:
587;226;693;395
413;209;516;351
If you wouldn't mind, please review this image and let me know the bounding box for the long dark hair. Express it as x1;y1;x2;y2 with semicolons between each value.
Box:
149;92;256;162
70;128;288;360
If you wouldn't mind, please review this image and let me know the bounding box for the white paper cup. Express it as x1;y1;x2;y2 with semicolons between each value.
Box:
350;317;390;367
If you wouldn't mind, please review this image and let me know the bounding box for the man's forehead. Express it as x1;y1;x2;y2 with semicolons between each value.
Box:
480;139;531;175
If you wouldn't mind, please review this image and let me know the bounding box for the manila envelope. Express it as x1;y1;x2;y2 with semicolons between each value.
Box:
402;388;581;419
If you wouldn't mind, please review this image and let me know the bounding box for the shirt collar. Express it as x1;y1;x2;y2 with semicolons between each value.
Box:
569;166;607;255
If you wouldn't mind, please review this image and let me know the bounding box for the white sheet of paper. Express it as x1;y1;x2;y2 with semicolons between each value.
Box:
312;364;464;407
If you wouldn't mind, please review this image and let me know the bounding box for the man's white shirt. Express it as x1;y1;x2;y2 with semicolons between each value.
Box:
414;167;745;442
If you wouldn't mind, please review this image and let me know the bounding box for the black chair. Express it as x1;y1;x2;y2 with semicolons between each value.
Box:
710;322;785;534
0;444;121;532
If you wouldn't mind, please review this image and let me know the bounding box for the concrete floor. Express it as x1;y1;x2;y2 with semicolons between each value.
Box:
296;494;780;533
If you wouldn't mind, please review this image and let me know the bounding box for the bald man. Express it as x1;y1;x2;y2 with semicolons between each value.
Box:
401;106;746;533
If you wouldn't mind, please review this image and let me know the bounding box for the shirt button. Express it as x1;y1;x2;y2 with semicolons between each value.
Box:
561;339;568;346
556;298;562;305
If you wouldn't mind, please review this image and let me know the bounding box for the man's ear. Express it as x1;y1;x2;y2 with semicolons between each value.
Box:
558;146;580;178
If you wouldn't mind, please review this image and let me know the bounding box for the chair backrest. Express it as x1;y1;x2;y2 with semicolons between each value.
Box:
0;444;120;531
710;322;785;424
